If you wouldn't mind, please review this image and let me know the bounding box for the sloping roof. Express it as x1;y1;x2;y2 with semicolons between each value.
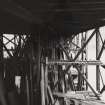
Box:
0;0;105;36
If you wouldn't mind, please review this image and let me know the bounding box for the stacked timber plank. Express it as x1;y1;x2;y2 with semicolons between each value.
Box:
53;91;105;105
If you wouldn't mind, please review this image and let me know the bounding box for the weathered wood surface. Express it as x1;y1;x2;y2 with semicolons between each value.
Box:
53;91;105;105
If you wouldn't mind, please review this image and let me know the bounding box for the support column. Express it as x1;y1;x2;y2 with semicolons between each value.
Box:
0;34;3;77
85;32;88;90
41;63;45;105
81;33;84;90
37;34;41;87
96;29;101;92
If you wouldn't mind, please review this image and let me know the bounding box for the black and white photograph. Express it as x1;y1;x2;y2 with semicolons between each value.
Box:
0;0;105;105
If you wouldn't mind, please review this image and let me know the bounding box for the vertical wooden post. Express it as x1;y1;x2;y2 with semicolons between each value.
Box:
81;32;84;90
0;34;3;77
85;32;88;90
37;34;41;88
96;29;100;92
41;63;45;105
26;75;30;105
30;61;34;105
45;57;48;104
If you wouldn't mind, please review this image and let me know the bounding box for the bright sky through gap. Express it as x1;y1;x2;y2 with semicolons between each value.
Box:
87;27;105;101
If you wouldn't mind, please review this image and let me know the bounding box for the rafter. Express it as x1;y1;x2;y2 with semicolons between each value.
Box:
0;0;42;24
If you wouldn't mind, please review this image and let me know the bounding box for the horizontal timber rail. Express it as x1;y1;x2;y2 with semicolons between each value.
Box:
45;59;103;66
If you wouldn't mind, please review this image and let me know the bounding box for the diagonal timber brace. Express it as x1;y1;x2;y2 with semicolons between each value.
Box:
74;29;96;60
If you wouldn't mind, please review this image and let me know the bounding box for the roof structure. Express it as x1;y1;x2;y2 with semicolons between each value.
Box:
1;0;105;37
